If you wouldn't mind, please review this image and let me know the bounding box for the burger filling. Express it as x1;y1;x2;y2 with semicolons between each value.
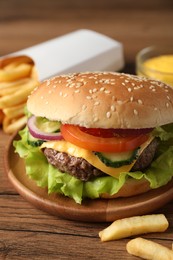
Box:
43;149;104;181
43;138;159;181
14;116;173;203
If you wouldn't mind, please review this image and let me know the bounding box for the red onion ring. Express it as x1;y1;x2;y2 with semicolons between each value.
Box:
27;116;63;141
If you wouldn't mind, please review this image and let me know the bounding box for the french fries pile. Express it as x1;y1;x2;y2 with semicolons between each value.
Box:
0;55;39;134
99;214;173;260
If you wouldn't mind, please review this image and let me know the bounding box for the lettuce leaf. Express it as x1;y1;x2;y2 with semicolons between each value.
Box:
13;124;173;204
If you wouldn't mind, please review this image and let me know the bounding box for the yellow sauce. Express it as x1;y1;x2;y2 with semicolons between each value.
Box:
138;55;173;86
144;55;173;74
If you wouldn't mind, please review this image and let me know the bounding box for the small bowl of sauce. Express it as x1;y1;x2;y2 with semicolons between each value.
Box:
136;46;173;86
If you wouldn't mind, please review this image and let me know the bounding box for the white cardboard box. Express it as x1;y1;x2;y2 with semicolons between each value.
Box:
4;29;124;80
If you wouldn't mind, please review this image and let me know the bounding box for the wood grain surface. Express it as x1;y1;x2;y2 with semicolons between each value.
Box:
0;1;173;259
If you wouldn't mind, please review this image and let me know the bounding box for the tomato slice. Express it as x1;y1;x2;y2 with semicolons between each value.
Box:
60;124;149;153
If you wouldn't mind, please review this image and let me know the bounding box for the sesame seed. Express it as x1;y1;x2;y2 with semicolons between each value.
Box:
46;81;51;86
105;79;111;84
68;84;74;88
138;99;143;105
111;105;115;111
134;86;140;90
106;111;111;118
149;85;155;89
48;90;52;94
117;100;123;105
86;96;92;100
92;88;97;93
104;90;111;94
74;89;80;93
100;87;105;92
45;101;48;105
130;96;134;102
53;85;57;88
128;87;132;92
94;101;100;106
63;93;68;98
82;104;87;111
93;117;98;122
41;96;44;99
134;109;138;115
59;91;63;96
76;82;82;87
166;102;169;107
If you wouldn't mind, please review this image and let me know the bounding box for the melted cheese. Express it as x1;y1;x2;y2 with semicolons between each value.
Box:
41;136;154;178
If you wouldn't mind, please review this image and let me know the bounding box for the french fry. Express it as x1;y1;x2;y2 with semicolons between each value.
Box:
31;66;38;80
0;78;39;109
0;55;34;69
99;214;168;242
0;80;32;96
0;63;33;82
126;237;173;260
4;61;24;70
3;115;27;134
3;103;25;119
0;78;31;90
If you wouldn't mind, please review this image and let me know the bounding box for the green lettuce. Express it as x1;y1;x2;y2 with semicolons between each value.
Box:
13;124;173;204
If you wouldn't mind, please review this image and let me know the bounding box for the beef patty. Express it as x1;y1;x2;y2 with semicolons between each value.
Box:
43;138;159;181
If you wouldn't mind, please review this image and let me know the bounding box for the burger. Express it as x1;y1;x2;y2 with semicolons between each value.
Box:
14;72;173;204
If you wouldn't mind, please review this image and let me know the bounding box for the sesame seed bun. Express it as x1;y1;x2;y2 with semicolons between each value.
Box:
27;72;173;129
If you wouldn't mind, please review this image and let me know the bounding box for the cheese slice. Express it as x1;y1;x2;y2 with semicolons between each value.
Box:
41;135;154;178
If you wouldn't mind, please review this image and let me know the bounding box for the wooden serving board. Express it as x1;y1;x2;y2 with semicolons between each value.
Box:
4;133;173;222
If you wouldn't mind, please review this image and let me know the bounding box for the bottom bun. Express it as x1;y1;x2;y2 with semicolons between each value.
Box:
101;178;151;199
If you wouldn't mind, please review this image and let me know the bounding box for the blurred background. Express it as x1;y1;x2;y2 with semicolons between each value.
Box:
1;0;173;73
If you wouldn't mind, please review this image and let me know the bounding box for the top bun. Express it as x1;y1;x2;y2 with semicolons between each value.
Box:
27;72;173;129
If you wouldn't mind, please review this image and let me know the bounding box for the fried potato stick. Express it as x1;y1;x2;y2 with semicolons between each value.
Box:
126;237;173;260
3;115;27;134
0;63;32;82
3;103;25;119
99;214;168;242
0;78;34;96
0;78;39;108
0;78;31;90
0;55;34;69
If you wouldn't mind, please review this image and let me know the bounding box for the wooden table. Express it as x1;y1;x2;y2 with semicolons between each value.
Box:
0;1;173;259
